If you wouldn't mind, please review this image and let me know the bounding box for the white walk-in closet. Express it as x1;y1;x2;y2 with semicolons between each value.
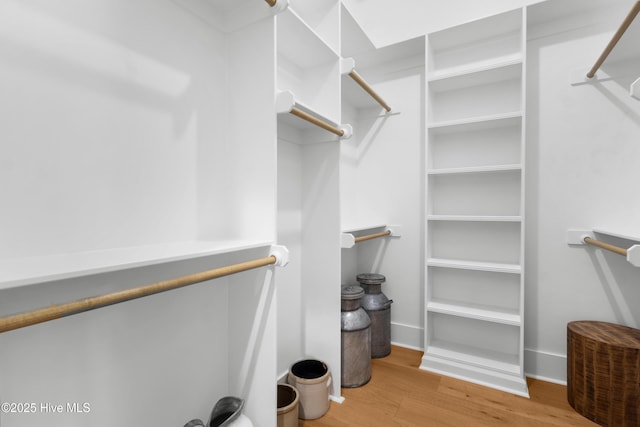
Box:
1;0;638;425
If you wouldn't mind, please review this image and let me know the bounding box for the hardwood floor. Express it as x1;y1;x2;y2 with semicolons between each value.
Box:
299;346;597;426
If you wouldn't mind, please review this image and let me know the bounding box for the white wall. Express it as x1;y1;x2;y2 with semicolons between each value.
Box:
0;0;217;258
524;0;640;382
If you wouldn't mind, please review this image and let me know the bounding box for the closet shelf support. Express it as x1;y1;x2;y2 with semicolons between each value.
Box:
586;1;640;79
0;245;289;334
264;0;288;13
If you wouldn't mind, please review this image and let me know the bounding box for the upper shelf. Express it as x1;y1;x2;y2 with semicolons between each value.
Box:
0;240;273;291
428;9;523;77
429;62;522;92
428;55;523;85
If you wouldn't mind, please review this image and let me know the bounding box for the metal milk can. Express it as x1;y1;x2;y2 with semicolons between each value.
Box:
341;285;371;388
356;273;393;358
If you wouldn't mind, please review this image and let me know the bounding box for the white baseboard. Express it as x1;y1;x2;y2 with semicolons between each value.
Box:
390;321;423;351
524;348;567;385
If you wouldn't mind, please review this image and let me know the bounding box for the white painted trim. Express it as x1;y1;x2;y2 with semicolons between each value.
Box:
277;370;288;384
524;348;567;385
390;322;423;351
329;395;345;404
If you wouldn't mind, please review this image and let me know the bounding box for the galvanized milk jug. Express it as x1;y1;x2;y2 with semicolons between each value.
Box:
356;273;393;358
340;285;371;387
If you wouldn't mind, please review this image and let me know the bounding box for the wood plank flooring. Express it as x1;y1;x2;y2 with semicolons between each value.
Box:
299;346;597;426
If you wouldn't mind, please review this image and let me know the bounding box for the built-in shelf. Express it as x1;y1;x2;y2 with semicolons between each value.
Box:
427;300;521;326
428;8;522;76
427;258;521;274
428;111;523;131
425;341;521;375
428;54;523;83
428;164;521;175
428;215;522;222
428;62;522;123
429;60;522;92
0;240;272;291
429;171;522;217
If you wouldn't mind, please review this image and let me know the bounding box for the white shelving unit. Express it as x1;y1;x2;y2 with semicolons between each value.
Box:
421;8;529;397
275;0;343;399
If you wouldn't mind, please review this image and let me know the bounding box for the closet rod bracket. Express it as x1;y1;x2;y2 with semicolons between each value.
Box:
269;245;290;267
628;245;640;266
567;229;595;245
570;68;611;85
265;0;288;13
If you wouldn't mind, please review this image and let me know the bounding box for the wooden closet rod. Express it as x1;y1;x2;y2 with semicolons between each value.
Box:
587;1;640;78
290;107;345;137
264;0;277;7
349;70;391;112
355;230;392;244
583;237;628;257
0;255;277;334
